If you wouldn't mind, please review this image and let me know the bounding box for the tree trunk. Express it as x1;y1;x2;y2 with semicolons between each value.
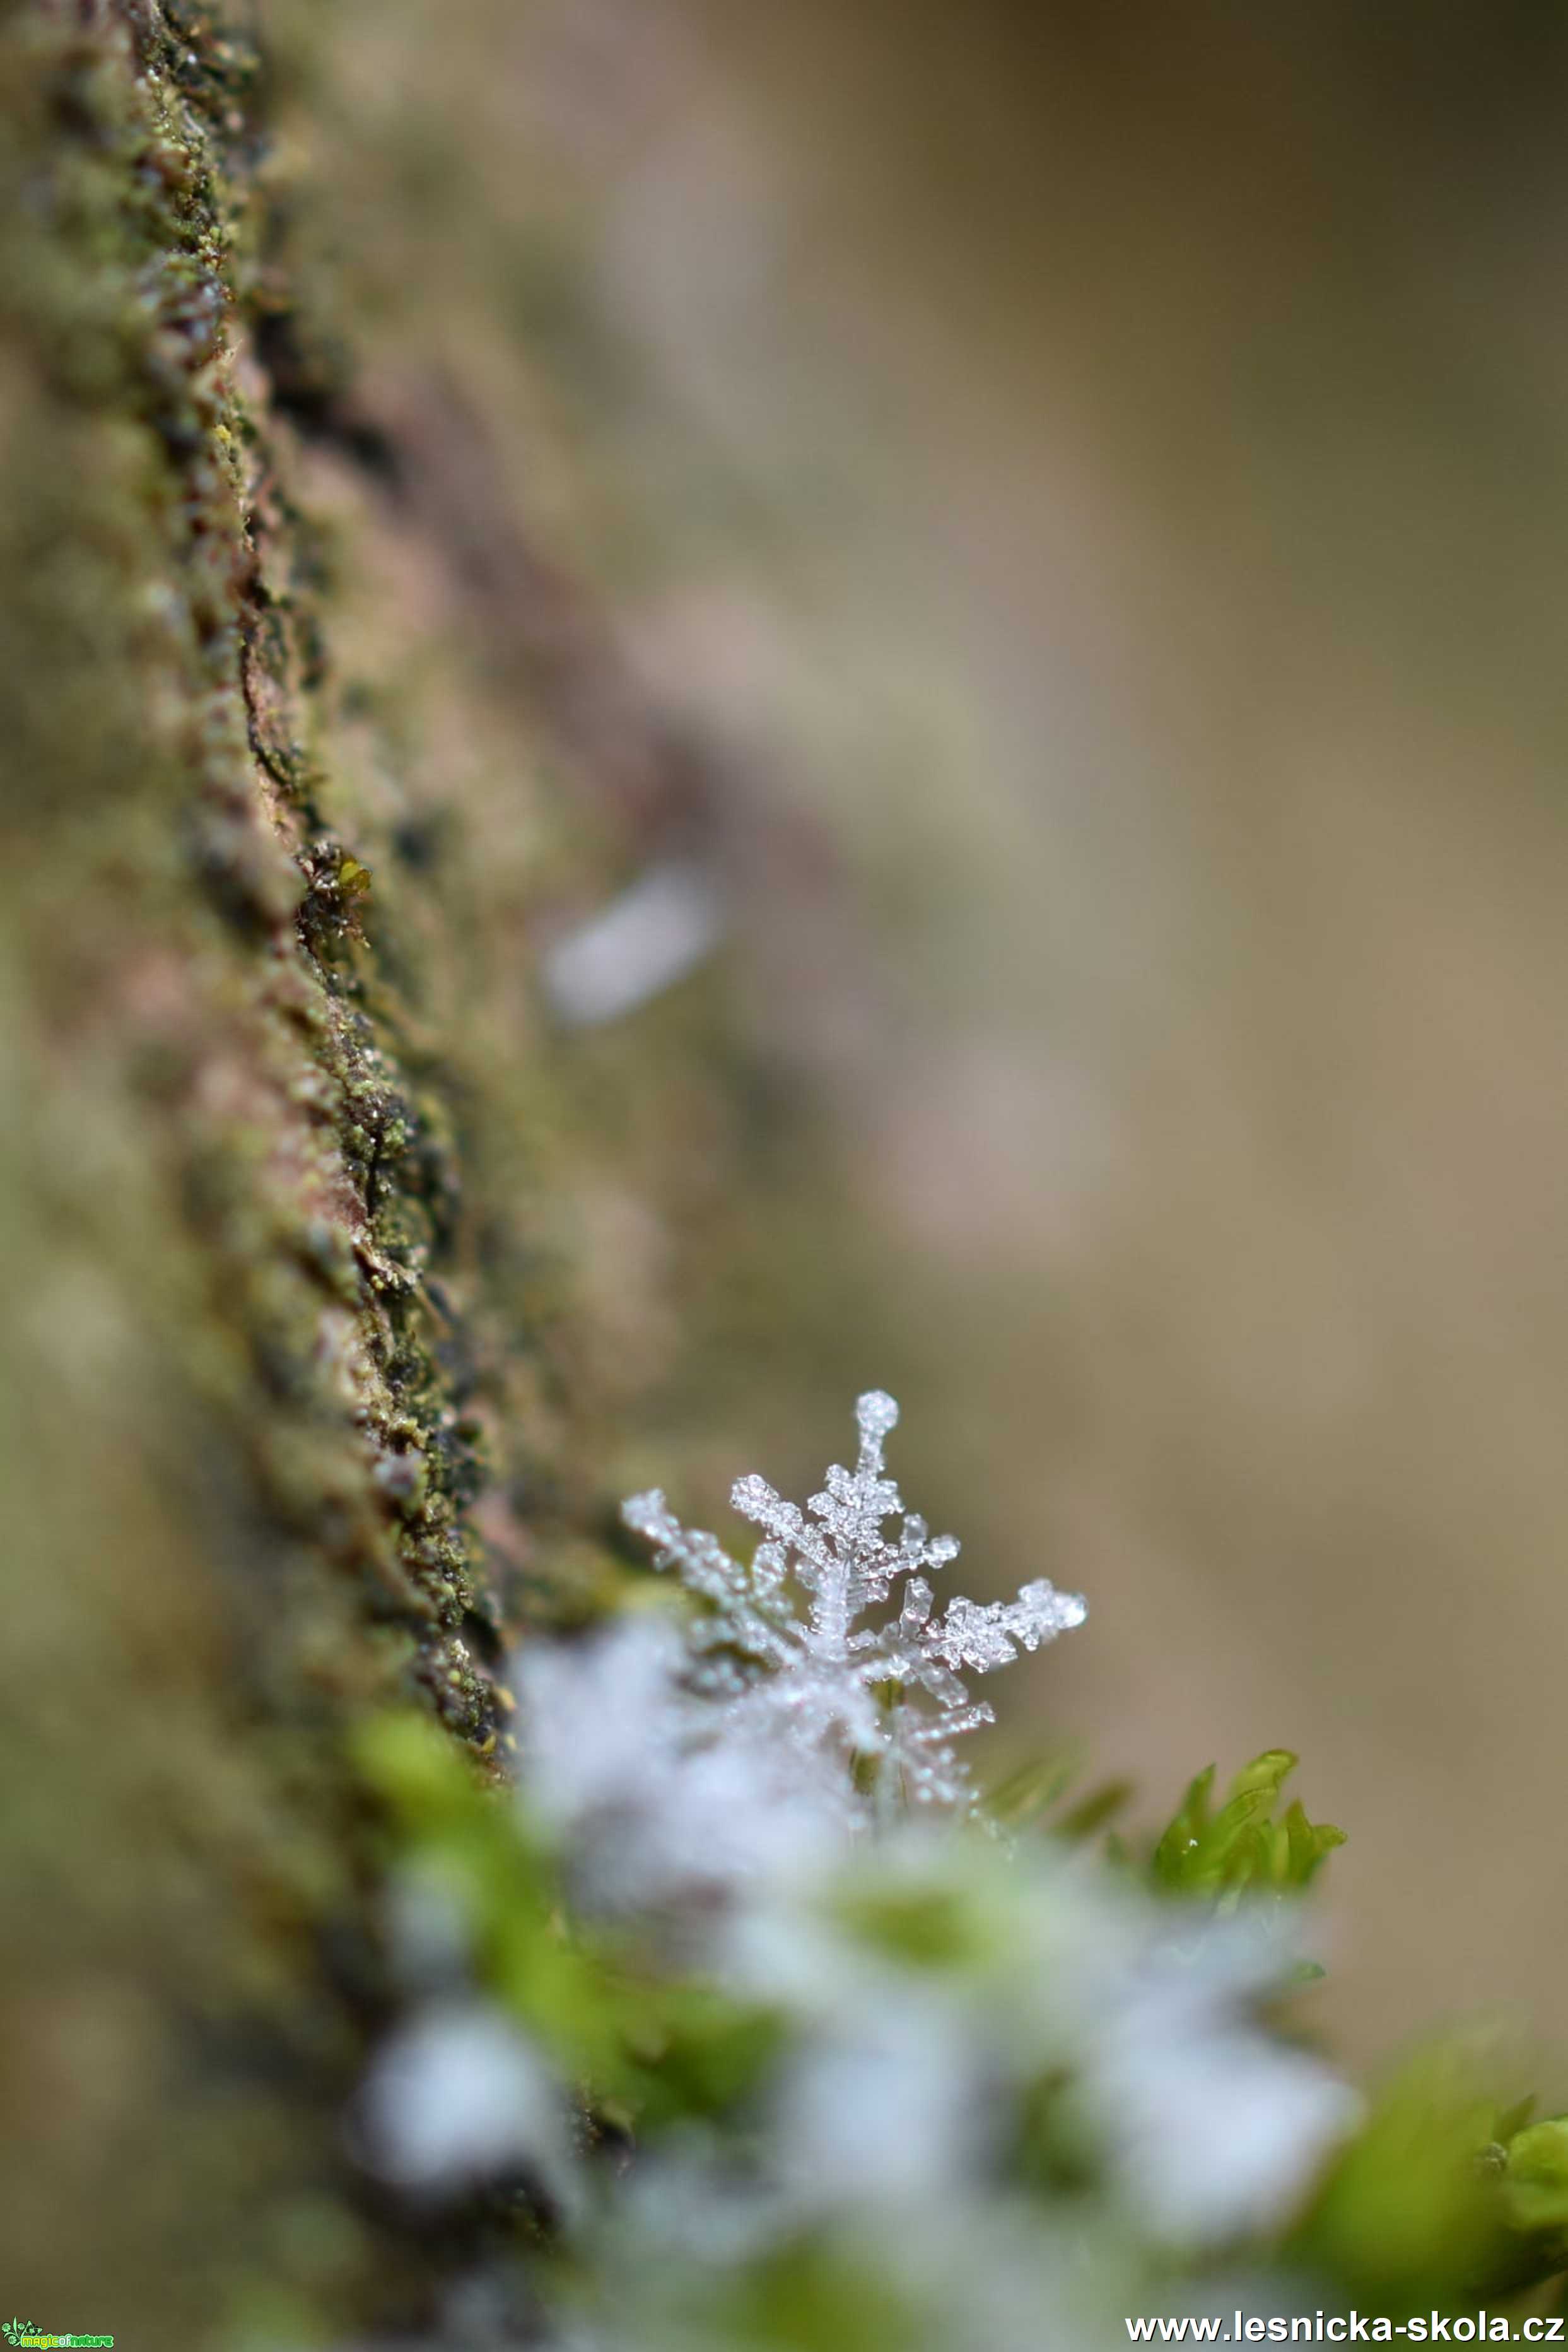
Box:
0;6;708;2340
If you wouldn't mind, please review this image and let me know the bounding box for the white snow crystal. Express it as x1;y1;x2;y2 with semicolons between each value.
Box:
1083;1918;1362;2245
769;1987;985;2212
622;1390;1085;1814
514;1614;855;1920
353;1999;575;2204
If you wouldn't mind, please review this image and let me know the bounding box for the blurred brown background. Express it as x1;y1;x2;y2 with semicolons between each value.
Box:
295;0;1568;2067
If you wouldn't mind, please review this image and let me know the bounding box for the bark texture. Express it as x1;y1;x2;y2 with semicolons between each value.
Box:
0;5;734;2339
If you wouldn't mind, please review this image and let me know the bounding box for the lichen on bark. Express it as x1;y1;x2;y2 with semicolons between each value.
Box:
0;3;712;2339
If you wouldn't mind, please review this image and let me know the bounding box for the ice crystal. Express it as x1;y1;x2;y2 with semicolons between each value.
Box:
353;1999;573;2204
1084;1919;1362;2243
623;1390;1086;1813
515;1615;855;1919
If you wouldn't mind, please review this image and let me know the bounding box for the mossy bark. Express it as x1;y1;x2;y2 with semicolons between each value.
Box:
0;6;699;2341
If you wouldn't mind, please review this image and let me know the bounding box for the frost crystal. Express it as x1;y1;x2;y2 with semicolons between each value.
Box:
1079;1915;1364;2243
623;1390;1086;1813
515;1615;855;1919
353;1999;574;2205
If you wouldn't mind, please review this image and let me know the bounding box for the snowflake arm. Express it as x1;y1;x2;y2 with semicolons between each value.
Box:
731;1392;941;1656
921;1579;1089;1676
621;1486;800;1686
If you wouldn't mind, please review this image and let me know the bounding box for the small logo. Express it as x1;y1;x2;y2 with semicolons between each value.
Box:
3;2328;113;2349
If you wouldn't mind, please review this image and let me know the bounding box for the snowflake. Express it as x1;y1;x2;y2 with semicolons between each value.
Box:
623;1390;1086;1811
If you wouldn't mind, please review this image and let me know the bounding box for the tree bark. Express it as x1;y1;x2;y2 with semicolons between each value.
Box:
0;6;699;2339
